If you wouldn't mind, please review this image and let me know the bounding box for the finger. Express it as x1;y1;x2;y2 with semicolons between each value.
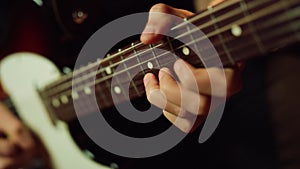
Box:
144;68;211;116
144;70;200;116
158;68;211;116
143;73;166;108
144;71;189;117
163;110;205;133
0;140;18;156
174;59;243;97
141;3;194;44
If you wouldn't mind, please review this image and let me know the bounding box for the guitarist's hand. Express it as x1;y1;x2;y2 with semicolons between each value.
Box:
0;102;35;169
141;3;243;133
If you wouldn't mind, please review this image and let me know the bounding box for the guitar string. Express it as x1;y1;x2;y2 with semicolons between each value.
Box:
43;0;276;96
57;20;300;121
46;0;298;99
79;16;300;97
45;0;298;98
52;6;300;120
83;0;300;87
55;19;300;120
43;0;268;90
43;0;244;89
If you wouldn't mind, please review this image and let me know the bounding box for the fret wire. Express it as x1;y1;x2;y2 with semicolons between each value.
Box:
98;61;112;106
132;43;145;74
110;55;129;100
133;24;300;89
192;0;272;35
43;0;298;97
120;49;141;96
179;7;300;60
184;18;203;64
172;0;241;31
240;0;267;54
208;6;235;65
45;40;165;97
149;44;161;69
76;74;94;116
44;58;102;91
166;36;177;61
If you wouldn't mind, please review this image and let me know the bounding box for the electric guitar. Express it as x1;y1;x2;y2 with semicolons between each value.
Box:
1;0;300;168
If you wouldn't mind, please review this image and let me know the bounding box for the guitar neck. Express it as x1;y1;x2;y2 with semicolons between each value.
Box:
40;0;300;122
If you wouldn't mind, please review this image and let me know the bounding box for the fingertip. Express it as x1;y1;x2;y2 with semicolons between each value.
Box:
143;73;155;85
140;33;152;44
174;59;196;76
158;67;171;79
174;59;184;72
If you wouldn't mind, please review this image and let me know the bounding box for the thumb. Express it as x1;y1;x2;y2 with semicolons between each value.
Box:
140;3;194;44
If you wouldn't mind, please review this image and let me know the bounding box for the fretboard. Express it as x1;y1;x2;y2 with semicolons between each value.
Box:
39;0;300;122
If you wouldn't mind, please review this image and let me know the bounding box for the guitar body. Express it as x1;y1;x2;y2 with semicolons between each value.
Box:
0;52;109;169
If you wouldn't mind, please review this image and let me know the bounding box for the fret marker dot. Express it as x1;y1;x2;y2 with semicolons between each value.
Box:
231;24;242;37
84;87;92;95
72;91;79;100
52;99;60;108
182;47;190;56
105;67;112;74
114;86;122;94
147;62;154;69
60;95;69;104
